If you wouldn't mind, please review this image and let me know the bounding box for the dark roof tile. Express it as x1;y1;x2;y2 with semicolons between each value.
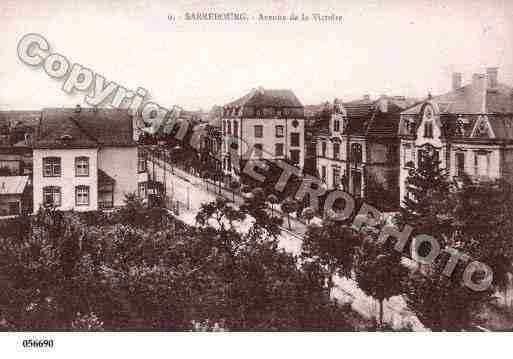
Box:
35;107;136;149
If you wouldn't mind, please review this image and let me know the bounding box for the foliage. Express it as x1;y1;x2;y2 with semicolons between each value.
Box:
302;207;315;224
281;197;298;230
397;150;454;248
354;236;408;328
302;218;359;292
405;257;493;331
240;188;283;239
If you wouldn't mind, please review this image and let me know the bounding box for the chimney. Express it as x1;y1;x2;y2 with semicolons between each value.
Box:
363;94;370;101
452;72;462;90
75;104;82;113
486;67;498;89
379;98;388;113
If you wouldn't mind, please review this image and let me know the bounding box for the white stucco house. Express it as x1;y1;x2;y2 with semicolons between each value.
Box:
32;106;138;212
220;87;305;178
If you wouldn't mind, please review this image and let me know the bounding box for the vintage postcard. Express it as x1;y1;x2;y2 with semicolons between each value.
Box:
0;0;512;357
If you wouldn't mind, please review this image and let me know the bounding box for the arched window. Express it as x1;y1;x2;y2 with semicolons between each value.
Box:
43;186;61;206
75;156;89;177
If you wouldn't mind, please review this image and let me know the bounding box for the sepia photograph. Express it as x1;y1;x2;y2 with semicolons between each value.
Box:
0;0;512;357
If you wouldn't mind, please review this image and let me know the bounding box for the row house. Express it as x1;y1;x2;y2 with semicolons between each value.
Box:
33;106;138;212
398;67;513;205
221;87;305;178
316;95;416;209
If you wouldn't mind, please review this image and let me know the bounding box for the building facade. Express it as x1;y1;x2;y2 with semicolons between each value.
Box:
316;96;415;209
398;67;513;205
221;87;305;178
32;106;138;212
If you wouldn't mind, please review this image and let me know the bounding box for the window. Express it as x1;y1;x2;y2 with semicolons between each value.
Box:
254;144;263;157
275;125;284;138
254;125;263;138
333;167;340;188
75;156;89;177
424;122;433;138
475;152;488;177
138;153;146;173
290;133;300;147
138;182;147;198
322;142;327;157
43;186;61;206
456;153;465;177
351;143;362;163
227;121;231;135
334;119;340;132
43;157;61;177
321;166;327;182
386;145;398;164
233;121;239;138
290;149;300;164
75;185;90;206
333;143;340;160
275;143;284;156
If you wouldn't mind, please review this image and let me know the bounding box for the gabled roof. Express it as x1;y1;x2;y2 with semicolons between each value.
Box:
35;107;136;149
486;116;513;140
0;176;28;195
401;82;513;115
341;96;416;137
225;88;303;108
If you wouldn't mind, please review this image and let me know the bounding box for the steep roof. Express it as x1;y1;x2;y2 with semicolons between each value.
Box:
225;88;303;108
341;97;416;137
401;82;513;115
0;176;28;195
35;107;136;149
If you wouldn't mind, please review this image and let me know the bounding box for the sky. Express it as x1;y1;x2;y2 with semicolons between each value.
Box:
0;0;512;111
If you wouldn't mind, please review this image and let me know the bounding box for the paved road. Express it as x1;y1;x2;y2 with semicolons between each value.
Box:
145;152;427;331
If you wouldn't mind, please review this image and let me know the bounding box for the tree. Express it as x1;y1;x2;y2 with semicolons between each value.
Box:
451;179;513;306
405;257;493;331
229;179;240;202
302;218;359;294
240;188;282;239
0;195;367;331
266;194;279;217
302;207;315;224
281;197;298;230
397;149;454;248
355;238;408;329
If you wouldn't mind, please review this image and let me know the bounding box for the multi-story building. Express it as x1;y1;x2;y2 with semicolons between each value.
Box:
221;87;305;178
316;95;416;209
32;106;138;212
398;67;513;205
